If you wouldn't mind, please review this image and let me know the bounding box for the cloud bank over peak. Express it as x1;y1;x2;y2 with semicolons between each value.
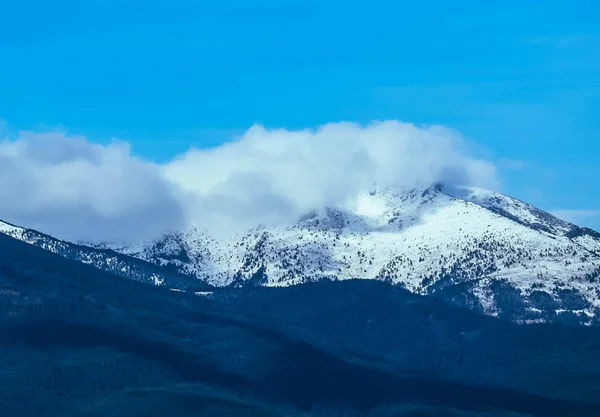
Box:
166;121;498;233
0;120;498;241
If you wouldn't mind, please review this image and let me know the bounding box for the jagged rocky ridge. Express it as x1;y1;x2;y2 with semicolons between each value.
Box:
2;185;600;325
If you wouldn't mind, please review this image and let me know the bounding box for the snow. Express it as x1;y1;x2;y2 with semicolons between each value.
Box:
353;192;388;218
573;235;600;254
0;220;25;238
150;274;164;286
450;186;574;235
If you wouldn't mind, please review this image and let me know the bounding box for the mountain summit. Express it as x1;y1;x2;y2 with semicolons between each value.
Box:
2;185;600;325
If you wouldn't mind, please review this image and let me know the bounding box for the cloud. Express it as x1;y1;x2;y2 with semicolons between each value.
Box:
165;121;498;233
0;120;498;241
0;131;185;242
550;210;600;231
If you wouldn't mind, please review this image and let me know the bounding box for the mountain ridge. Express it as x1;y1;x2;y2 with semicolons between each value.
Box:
0;219;205;290
2;184;600;325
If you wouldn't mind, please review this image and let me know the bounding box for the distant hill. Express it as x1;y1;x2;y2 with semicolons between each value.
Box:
0;219;208;290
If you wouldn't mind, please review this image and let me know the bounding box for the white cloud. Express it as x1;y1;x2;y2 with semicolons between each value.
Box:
0;120;499;241
166;121;498;234
550;210;600;230
0;131;186;242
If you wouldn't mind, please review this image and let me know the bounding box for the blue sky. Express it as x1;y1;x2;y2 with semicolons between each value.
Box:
1;0;599;229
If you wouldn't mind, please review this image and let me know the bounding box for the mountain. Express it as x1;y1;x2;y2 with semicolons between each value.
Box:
2;184;600;325
0;219;206;290
91;185;600;325
2;231;600;416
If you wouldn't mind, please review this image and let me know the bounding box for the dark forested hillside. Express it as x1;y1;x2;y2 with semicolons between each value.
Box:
0;220;208;290
1;232;600;416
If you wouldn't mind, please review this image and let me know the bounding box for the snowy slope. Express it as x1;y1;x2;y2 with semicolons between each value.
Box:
448;186;574;234
3;185;600;325
0;219;201;289
94;185;600;325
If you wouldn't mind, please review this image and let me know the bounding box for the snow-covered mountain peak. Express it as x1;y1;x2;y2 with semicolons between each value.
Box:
3;184;600;325
341;184;450;228
99;184;599;323
446;185;575;235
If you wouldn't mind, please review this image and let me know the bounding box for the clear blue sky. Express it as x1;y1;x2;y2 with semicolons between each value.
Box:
1;0;599;226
